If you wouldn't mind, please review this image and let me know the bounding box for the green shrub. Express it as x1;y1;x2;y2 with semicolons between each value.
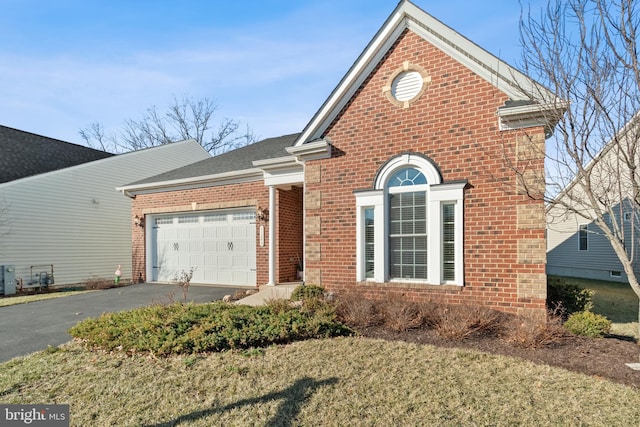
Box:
564;311;611;338
290;285;325;301
547;277;594;316
69;301;352;356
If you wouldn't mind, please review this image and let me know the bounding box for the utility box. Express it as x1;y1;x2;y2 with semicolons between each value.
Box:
0;265;16;296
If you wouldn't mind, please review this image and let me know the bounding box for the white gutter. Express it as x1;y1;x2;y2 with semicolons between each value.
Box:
116;168;264;198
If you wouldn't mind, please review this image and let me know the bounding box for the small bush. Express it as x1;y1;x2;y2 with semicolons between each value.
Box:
431;304;505;340
547;277;594;316
334;292;380;328
290;285;325;301
505;310;567;349
564;311;611;338
69;301;353;356
378;296;425;332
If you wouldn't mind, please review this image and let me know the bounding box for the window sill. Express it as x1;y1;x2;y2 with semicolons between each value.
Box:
357;280;463;291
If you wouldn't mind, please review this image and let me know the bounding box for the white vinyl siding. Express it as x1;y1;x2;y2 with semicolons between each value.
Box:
0;140;209;286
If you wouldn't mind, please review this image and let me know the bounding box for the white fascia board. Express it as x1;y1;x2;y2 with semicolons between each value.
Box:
294;1;561;147
286;139;331;161
253;156;304;187
252;156;298;170
263;170;304;187
116;169;264;197
497;101;569;134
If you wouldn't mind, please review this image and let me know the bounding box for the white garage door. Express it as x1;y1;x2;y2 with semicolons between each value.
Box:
151;209;256;286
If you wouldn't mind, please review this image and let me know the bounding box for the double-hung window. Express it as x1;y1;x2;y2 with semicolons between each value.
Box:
578;224;588;251
388;168;428;280
355;154;465;285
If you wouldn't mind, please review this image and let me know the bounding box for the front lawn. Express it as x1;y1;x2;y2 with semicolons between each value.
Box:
3;287;639;425
2;338;639;426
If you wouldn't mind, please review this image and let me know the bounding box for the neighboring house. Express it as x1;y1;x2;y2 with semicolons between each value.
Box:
0;125;113;183
118;1;564;317
0;126;210;287
547;118;640;282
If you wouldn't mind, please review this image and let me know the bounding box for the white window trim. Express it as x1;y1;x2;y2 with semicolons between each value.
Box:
578;224;589;251
355;155;465;285
431;183;465;284
355;190;385;282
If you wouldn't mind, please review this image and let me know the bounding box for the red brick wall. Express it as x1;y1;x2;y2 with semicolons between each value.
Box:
277;186;304;282
304;30;547;315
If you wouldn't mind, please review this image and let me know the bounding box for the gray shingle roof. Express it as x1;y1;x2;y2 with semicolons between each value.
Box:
0;125;113;183
128;133;300;186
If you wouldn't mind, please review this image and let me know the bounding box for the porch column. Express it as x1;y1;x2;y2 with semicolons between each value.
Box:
267;185;276;286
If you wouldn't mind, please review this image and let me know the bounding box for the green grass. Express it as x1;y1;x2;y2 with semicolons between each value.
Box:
550;276;639;339
2;338;640;426
0;290;92;307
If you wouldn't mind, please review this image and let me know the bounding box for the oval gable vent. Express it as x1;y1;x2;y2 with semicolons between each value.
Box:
391;71;423;102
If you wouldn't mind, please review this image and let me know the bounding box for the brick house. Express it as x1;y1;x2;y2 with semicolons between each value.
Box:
118;1;564;316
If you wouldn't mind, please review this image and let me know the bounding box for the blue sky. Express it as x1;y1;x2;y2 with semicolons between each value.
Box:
0;0;546;147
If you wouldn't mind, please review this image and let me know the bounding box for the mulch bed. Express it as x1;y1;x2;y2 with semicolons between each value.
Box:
356;325;640;388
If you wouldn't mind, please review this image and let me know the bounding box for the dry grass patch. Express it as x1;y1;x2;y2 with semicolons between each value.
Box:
1;338;639;426
0;290;91;307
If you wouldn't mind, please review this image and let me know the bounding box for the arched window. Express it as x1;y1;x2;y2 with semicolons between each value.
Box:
387;167;429;280
355;154;465;285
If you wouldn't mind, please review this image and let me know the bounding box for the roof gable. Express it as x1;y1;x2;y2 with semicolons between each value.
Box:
295;0;558;146
0;125;113;183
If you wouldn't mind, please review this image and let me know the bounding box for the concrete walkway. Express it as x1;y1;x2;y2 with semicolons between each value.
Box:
235;283;300;306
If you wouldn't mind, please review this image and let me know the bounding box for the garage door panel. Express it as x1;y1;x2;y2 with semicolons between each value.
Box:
189;242;203;252
217;227;230;239
217;254;232;268
203;227;217;239
232;227;246;238
177;229;190;239
152;209;256;286
232;254;248;267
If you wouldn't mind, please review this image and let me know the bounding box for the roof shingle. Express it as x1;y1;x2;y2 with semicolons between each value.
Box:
128;133;300;186
0;125;113;183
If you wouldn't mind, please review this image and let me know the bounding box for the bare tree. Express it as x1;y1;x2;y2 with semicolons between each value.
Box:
517;0;640;335
80;95;255;154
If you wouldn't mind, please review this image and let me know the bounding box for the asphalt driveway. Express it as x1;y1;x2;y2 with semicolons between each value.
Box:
0;283;242;363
